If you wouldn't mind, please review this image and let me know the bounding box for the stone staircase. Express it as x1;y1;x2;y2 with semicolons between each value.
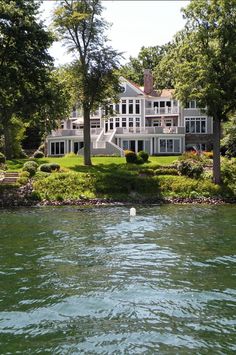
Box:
0;172;19;184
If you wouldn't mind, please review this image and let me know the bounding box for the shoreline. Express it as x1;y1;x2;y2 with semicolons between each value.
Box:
0;182;235;208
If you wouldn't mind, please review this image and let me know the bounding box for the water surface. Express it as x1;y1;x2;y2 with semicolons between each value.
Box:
0;205;236;354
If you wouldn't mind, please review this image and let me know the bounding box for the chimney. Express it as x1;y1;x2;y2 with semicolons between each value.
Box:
144;69;153;95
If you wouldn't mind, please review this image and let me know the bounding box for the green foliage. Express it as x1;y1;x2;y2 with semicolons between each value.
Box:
39;163;61;173
22;161;38;177
221;158;236;195
119;44;173;86
33;150;45;159
0;152;6;164
177;159;204;179
221;117;236;158
53;0;121;165
125;150;137;164
158;175;221;198
154;168;179;176
17;171;30;185
138;150;149;163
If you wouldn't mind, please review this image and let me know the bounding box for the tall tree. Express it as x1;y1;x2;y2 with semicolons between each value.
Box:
53;0;121;166
0;0;62;158
156;0;236;184
120;44;172;86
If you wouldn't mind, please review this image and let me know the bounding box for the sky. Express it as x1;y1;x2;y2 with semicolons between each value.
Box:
40;0;190;66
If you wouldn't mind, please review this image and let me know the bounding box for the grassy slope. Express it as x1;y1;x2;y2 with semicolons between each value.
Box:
6;155;178;172
6;155;233;202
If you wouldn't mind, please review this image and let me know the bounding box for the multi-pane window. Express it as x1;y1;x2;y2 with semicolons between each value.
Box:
122;100;126;114
185;117;206;133
129;100;133;114
122;117;127;127
135;117;140;127
129;117;134;127
115;117;120;127
51;141;65;155
135;100;140;114
160;139;180;153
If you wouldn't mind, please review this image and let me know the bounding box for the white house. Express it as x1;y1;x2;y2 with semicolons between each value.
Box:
46;70;213;156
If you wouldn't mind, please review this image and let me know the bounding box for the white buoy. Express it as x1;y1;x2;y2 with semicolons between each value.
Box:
130;207;136;217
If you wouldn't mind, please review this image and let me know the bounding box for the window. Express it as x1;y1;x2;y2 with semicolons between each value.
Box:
186;100;197;109
160;139;181;153
135;100;140;114
122;100;126;114
135;117;140;127
115;117;120;127
122;117;127;127
185;117;206;134
123;140;129;150
61;123;64;129
153;119;161;127
129;117;133;128
129;100;133;114
51;141;65;155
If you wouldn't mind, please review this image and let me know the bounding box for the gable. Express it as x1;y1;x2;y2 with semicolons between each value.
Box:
119;77;144;98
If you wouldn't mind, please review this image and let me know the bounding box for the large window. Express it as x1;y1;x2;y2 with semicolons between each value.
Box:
135;100;140;114
51;141;65;155
129;100;133;114
160;139;180;153
185;117;206;133
122;100;126;114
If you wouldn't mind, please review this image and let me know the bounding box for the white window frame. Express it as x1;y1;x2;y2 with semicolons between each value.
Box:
185;116;207;134
50;141;65;156
158;138;181;154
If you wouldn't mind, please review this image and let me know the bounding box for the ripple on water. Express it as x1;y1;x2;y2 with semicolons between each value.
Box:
0;205;235;354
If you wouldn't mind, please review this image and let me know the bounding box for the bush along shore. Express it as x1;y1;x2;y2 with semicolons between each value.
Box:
0;152;236;207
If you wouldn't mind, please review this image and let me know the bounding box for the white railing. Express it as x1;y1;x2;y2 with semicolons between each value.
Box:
50;129;83;137
145;107;179;115
112;126;185;135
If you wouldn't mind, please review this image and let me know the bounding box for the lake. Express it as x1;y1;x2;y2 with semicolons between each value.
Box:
0;205;236;354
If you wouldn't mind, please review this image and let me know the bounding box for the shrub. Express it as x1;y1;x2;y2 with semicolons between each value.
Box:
22;161;38;177
139;168;155;176
39;163;60;173
0;152;6;164
136;155;144;164
39;163;52;173
154;168;179;176
124;150;137;164
177;159;203;179
49;163;60;171
203;151;213;159
138;150;149;163
33;150;44;158
17;171;30;185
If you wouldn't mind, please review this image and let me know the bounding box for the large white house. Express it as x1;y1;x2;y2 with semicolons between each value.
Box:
46;70;213;156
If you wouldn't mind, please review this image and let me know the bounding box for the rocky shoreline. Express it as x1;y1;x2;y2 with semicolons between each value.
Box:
0;182;235;208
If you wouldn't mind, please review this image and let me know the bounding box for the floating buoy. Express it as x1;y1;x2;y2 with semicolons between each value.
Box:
130;207;136;217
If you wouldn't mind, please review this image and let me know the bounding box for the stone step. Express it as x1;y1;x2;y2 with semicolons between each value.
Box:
0;172;19;184
4;172;19;177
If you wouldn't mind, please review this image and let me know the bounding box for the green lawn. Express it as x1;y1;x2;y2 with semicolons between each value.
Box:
6;155;179;172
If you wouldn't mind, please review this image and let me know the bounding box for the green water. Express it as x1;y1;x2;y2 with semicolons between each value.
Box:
0;205;235;354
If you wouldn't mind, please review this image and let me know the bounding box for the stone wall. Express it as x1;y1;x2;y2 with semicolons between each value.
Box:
0;183;37;208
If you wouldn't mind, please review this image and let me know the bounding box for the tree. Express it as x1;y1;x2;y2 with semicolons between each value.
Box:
221;116;236;158
120;44;172;86
0;0;62;158
156;0;236;184
53;0;121;166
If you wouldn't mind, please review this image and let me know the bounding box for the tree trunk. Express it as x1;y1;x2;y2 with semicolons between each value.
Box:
213;117;221;184
83;105;92;166
3;123;14;160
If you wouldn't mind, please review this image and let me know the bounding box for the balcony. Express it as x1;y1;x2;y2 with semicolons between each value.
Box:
145;106;179;116
115;126;185;135
49;128;102;138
